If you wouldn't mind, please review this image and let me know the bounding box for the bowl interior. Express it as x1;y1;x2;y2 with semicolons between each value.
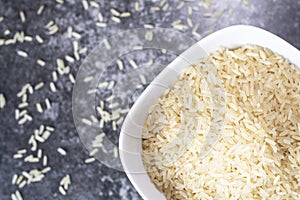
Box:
119;25;300;200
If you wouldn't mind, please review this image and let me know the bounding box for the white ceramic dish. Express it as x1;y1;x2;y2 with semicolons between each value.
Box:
119;25;300;200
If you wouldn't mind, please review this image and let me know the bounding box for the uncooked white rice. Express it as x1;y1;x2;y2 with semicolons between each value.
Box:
144;24;154;29
110;8;120;16
96;22;107;28
36;103;43;113
111;16;121;23
24;155;39;163
128;59;138;69
37;5;45;15
90;1;100;8
34;82;44;90
18;180;26;188
45;98;51;109
12;174;18;185
0;93;6;109
98;13;103;22
15;190;23;200
82;118;92;126
57;147;67;156
139;74;146;84
72;31;81;39
134;1;139;11
116;59;124;70
19;11;26;23
4;30;10;35
35;35;44;44
43;155;48;166
98;81;109;88
49;82;57;92
142;45;300;200
79;47;87;54
112;121;117;131
59;186;66;195
37;149;42;158
107;81;115;90
18;102;28;108
17;50;28;58
18;117;27;125
85;157;96;164
113;146;118;158
24;36;32;41
42;167;51;173
17;149;26;154
133;45;143;50
89;148;98;156
82;0;89;10
13;154;23;159
103;39;111;50
87;89;98;94
69;74;76;84
65;55;75;63
120;12;131;17
16;177;23;186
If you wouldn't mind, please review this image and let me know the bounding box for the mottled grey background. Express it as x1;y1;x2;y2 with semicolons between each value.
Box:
0;0;300;199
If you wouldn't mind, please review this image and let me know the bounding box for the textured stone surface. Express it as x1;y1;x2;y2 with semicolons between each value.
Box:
0;0;300;199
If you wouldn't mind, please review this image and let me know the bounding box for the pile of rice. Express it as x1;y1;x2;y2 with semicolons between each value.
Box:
142;45;300;199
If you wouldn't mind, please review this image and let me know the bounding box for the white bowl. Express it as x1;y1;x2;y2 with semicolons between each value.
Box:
118;25;300;200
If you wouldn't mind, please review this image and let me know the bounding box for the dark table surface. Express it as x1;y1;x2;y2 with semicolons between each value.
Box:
1;0;300;199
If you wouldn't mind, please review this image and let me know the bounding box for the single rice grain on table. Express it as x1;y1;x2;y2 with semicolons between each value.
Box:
142;45;300;200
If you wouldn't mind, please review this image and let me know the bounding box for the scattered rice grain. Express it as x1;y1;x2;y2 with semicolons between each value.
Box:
84;76;93;82
19;11;26;23
85;157;96;164
111;16;121;23
57;147;67;156
110;8;120;16
37;5;45;15
72;31;81;39
59;186;67;195
65;55;75;63
56;0;64;4
82;118;92;126
107;81;115;90
134;1;139;11
17;50;28;58
43;155;48;166
36;103;43;113
50;82;57;92
0;93;6;109
112;121;117;131
120;12;131;17
103;39;111;50
98;13;103;22
128;59;138;69
37;59;45;66
116;59;124;70
15;190;23;200
69;74;76;84
12;174;18;185
96;22;107;28
82;0;89;10
35;35;44;44
18;180;26;188
34;82;44;90
90;1;100;8
45;98;51;109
